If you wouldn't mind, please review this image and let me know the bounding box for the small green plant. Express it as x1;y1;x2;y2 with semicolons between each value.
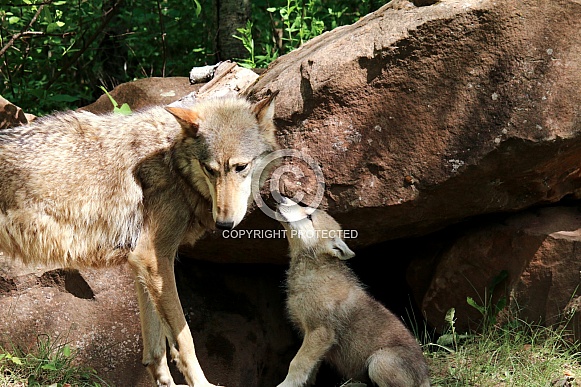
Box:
234;21;258;69
467;270;509;330
435;308;472;352
275;0;325;49
0;335;109;386
98;86;132;115
234;20;279;69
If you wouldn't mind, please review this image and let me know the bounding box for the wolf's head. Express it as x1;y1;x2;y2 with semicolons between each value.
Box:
167;94;279;230
276;197;355;260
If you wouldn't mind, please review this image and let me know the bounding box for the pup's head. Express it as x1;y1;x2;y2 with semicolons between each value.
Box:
167;94;279;230
277;197;355;260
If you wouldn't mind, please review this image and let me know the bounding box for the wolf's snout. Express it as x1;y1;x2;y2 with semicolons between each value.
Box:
215;220;234;230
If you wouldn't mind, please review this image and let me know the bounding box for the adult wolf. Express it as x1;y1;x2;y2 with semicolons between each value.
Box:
276;198;430;387
0;94;279;387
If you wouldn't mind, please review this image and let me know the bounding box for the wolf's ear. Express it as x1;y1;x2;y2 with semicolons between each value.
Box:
165;106;201;137
330;238;355;260
253;91;279;127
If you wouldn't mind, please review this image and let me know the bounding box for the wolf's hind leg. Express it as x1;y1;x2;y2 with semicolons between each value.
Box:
367;348;429;387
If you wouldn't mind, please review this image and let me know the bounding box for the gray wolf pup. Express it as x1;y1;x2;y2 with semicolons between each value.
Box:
0;94;279;387
276;198;430;387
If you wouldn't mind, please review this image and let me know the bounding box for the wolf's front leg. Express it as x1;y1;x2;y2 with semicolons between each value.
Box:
135;280;179;386
129;233;223;387
277;327;335;387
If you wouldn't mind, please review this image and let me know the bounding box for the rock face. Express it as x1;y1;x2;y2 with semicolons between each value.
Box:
409;206;581;333
81;77;200;114
0;256;298;387
0;257;150;386
241;0;581;257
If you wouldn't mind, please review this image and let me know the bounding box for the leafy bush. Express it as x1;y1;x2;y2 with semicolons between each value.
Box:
236;0;386;68
1;0;386;115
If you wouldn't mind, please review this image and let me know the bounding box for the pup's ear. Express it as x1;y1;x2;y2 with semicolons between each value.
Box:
165;106;201;137
330;238;355;260
253;90;279;127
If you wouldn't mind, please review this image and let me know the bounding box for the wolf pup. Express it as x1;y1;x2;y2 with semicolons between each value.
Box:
276;198;430;387
0;94;279;387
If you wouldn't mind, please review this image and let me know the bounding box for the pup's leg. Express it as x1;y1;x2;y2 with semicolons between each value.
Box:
277;326;335;387
367;348;429;387
130;232;221;387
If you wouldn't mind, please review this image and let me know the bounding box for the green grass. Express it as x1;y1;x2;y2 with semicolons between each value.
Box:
423;273;581;386
424;318;581;386
0;335;109;387
2;320;580;386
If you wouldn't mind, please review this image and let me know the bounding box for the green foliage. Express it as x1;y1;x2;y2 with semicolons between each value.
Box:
0;335;109;386
467;269;509;329
235;0;387;68
0;0;216;115
1;0;97;114
1;0;386;115
433;308;471;353
99;86;132;115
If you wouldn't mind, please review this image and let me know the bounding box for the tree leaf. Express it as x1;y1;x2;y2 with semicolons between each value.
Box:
46;22;62;33
193;0;202;18
115;103;132;115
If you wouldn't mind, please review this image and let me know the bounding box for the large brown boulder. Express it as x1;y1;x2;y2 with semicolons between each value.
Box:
0;258;149;386
408;206;581;333
227;0;581;262
0;256;296;387
81;77;200;114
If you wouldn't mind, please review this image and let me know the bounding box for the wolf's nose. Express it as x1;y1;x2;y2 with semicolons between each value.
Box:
216;221;234;230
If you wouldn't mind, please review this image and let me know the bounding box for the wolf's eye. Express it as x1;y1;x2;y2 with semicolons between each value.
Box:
235;164;248;173
202;164;216;177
